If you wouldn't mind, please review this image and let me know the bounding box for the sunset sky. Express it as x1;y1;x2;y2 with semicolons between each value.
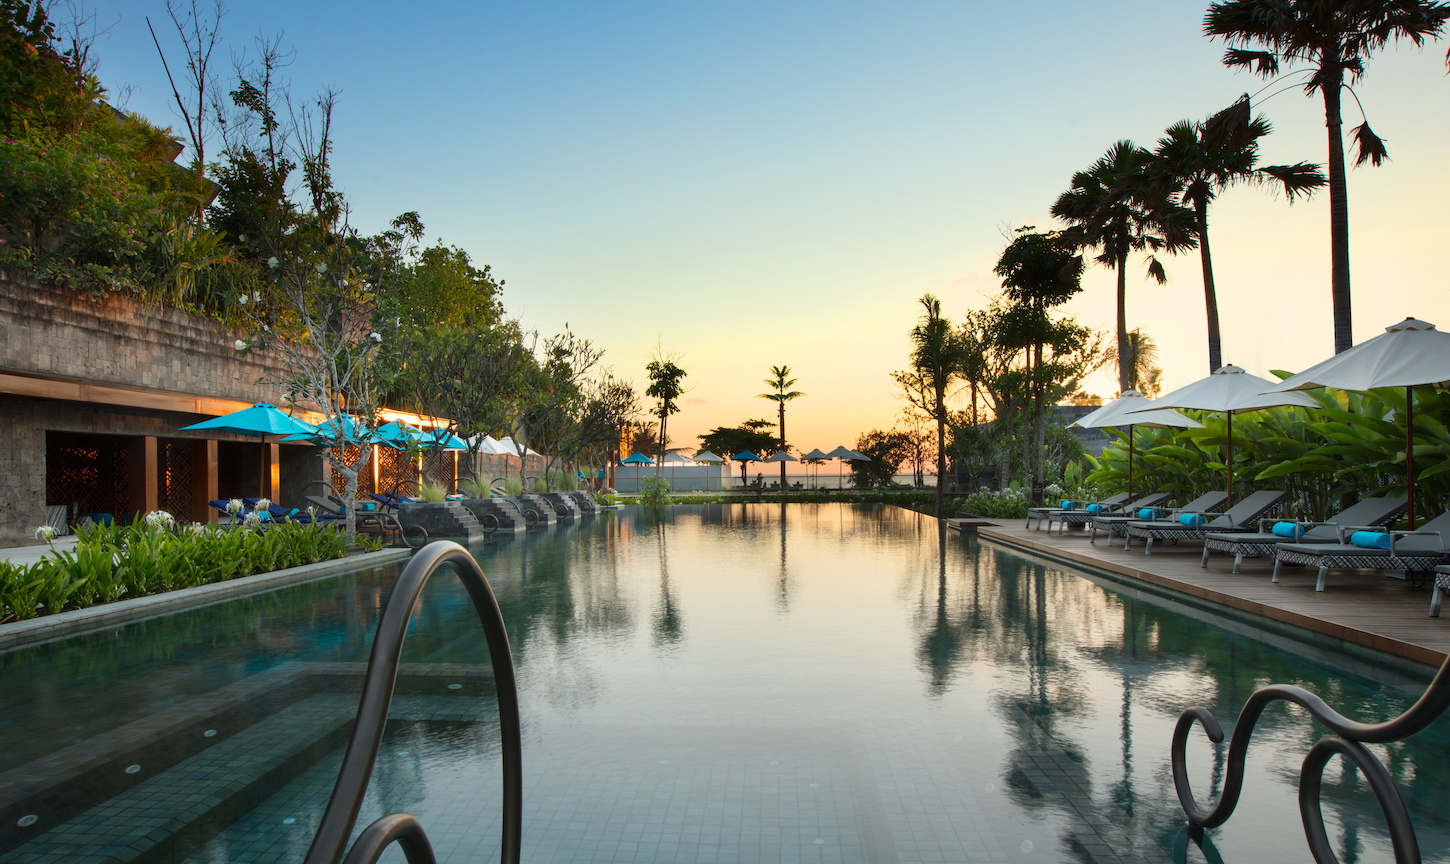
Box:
94;0;1450;453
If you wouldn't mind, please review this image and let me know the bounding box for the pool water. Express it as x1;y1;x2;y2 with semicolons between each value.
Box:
1;503;1448;864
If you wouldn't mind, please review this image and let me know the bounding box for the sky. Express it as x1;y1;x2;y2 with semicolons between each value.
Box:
87;0;1450;453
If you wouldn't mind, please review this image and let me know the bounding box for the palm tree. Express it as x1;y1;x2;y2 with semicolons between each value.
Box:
759;365;804;490
1106;328;1163;397
1151;97;1326;373
1205;0;1450;355
1051;141;1197;395
909;295;962;518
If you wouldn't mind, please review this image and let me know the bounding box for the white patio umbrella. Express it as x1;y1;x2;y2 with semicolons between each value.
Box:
826;445;866;489
1130;365;1318;504
661;451;691;486
694;450;724;491
764;450;797;490
1072;391;1202;500
1265;317;1450;528
800;448;830;489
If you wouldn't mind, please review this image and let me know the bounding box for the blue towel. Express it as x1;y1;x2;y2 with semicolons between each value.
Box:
1086;504;1105;514
1061;500;1074;511
1350;531;1392;550
1138;508;1158;520
1179;513;1204;527
1272;521;1304;539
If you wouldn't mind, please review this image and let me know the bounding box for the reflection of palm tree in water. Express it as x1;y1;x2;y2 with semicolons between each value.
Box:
652;512;683;646
918;520;971;696
776;501;792;612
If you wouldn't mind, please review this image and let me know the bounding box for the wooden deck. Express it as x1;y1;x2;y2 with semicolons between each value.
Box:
954;519;1450;668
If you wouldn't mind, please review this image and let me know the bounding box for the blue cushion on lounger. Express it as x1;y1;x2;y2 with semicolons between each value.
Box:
1138;508;1158;520
1351;531;1391;549
1061;500;1074;510
1087;504;1105;514
1179;513;1204;526
1272;521;1304;538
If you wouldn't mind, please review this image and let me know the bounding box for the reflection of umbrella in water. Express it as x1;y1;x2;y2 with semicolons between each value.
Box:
694;450;724;491
1130;365;1318;504
180;402;316;440
800;448;830;489
1265;317;1450;528
731;450;762;487
764;450;797;490
1071;391;1201;499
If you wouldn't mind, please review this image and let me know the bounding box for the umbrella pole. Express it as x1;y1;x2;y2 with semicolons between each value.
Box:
1407;385;1416;530
1226;414;1234;506
1127;426;1134;500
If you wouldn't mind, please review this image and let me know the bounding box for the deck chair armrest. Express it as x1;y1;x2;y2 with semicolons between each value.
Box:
1386;529;1445;553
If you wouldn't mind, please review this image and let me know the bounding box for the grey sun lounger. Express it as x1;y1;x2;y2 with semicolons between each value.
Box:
1088;491;1227;545
1432;565;1450;617
1026;492;1131;531
1047;493;1173;535
1201;496;1407;573
1122;490;1290;554
1273;511;1450;593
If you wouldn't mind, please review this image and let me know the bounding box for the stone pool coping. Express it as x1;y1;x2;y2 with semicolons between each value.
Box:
0;547;412;652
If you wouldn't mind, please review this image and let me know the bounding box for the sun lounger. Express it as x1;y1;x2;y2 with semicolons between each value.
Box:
1201;497;1407;573
1431;565;1450;617
1026;492;1131;531
1087;491;1227;545
1059;492;1175;537
1122;490;1290;554
1272;511;1450;592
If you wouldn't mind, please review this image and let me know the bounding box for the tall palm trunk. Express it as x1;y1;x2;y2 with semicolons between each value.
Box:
1323;61;1353;355
934;384;946;517
778;401;787;488
1195;198;1223;373
1115;249;1130;394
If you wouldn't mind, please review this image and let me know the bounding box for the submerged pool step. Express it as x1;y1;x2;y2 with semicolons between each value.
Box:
0;693;357;864
0;662;495;861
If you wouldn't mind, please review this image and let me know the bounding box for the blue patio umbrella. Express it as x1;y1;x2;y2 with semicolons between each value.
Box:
374;420;424;448
731;450;762;488
179;403;315;439
410;427;470;451
620;451;654;465
282;414;378;447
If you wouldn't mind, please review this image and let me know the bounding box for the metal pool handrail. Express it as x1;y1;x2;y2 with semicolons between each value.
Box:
1172;651;1450;864
302;541;523;864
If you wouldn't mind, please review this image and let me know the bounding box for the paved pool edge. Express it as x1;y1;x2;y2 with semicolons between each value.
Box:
0;548;412;652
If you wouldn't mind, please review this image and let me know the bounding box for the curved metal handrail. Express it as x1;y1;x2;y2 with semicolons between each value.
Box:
1173;652;1450;863
303;542;523;864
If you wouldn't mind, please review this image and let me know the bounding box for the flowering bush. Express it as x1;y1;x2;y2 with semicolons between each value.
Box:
955;487;1031;519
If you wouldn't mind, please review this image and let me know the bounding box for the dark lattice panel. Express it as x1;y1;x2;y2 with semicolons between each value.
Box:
46;433;131;518
331;445;374;498
423;451;454;488
158;440;194;517
377;447;416;497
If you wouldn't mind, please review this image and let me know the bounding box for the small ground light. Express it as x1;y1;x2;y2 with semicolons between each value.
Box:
283;818;296;825
813;839;825;845
16;815;37;827
1021;840;1034;853
447;684;462;690
124;764;140;774
203;729;217;738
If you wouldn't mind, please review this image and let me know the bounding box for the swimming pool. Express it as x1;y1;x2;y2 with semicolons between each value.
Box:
1;503;1447;864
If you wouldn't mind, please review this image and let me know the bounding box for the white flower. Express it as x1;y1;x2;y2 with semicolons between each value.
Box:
144;510;176;529
267;256;279;268
254;498;272;512
252;291;261;303
226;498;245;514
33;525;56;544
306;505;318;517
186;523;208;535
315;262;327;274
238;294;249;305
234;339;248;351
238;234;247;242
243;511;264;526
369;331;382;343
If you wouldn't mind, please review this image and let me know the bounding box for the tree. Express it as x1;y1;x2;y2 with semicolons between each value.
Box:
1051;140;1196;393
850;430;912;489
1205;0;1450;355
1151;96;1325;372
758;365;804;489
699;420;776;486
906;295;962;517
1106;328;1163;397
645;350;687;473
993;227;1085;487
147;0;225;216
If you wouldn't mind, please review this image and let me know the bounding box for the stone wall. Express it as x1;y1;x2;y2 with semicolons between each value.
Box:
0;265;278;400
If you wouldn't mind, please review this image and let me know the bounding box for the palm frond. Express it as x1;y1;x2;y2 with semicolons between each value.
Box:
1222;47;1280;76
1351;121;1389;167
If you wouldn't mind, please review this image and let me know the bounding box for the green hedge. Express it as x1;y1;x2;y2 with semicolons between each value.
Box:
1;520;349;623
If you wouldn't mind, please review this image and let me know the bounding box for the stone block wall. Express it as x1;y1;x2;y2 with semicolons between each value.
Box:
0;266;277;401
